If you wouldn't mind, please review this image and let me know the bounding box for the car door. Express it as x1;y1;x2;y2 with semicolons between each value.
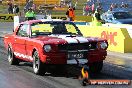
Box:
13;24;29;61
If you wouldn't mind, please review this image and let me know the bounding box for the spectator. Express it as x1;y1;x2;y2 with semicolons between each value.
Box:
7;0;13;14
74;0;78;8
25;8;36;20
110;3;114;11
13;4;19;15
91;9;102;26
26;0;29;3
91;3;95;14
0;0;2;4
66;6;75;21
32;3;36;11
83;4;91;16
60;0;65;7
124;3;129;8
114;3;118;8
94;10;101;21
24;0;33;12
121;2;125;8
96;3;103;14
67;0;72;7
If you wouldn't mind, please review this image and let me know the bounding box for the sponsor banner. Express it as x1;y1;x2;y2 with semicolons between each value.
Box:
51;15;67;20
0;14;15;22
78;25;132;53
0;14;92;22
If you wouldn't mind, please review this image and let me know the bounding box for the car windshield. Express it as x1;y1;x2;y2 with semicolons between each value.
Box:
31;21;82;36
113;12;132;19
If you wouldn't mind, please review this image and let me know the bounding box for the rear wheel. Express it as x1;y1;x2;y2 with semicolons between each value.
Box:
8;47;19;65
89;61;103;73
33;51;46;75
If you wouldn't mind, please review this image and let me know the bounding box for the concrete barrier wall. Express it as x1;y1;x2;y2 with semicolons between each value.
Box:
51;15;92;22
78;25;132;53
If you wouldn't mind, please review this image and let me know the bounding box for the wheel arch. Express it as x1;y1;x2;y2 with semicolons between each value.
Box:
31;47;46;63
8;43;13;51
32;48;37;57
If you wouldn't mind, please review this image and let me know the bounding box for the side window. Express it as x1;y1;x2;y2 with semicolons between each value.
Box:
65;24;77;34
31;24;53;36
107;14;113;20
17;24;29;37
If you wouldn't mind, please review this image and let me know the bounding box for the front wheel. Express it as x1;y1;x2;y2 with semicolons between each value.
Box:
89;61;103;73
8;47;19;65
33;51;46;75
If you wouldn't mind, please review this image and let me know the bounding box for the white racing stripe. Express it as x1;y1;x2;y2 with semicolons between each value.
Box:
14;52;33;61
62;37;78;43
50;35;78;43
74;37;89;43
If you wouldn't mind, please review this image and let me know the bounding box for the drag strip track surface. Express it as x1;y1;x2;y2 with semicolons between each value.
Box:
0;38;131;88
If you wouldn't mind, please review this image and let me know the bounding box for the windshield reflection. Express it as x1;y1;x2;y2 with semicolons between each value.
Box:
31;22;82;36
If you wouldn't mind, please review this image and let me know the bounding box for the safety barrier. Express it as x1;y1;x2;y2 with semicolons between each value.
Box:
77;25;132;53
0;14;15;22
51;15;92;22
0;14;92;22
75;16;92;22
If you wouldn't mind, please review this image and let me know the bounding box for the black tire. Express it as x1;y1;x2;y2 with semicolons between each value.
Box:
33;51;46;75
82;80;87;86
89;61;103;73
8;47;19;65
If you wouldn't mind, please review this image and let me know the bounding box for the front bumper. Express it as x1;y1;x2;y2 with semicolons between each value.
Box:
40;50;107;64
40;52;88;64
88;50;107;63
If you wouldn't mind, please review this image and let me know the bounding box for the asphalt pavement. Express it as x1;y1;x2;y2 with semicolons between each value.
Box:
0;22;13;38
108;51;132;59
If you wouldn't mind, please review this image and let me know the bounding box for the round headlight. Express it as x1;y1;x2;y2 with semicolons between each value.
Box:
44;45;52;52
100;42;107;49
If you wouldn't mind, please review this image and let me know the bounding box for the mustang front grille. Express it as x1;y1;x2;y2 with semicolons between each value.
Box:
58;42;97;51
89;42;97;50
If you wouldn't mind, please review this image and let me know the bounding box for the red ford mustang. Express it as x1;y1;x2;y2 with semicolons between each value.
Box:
4;20;108;75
